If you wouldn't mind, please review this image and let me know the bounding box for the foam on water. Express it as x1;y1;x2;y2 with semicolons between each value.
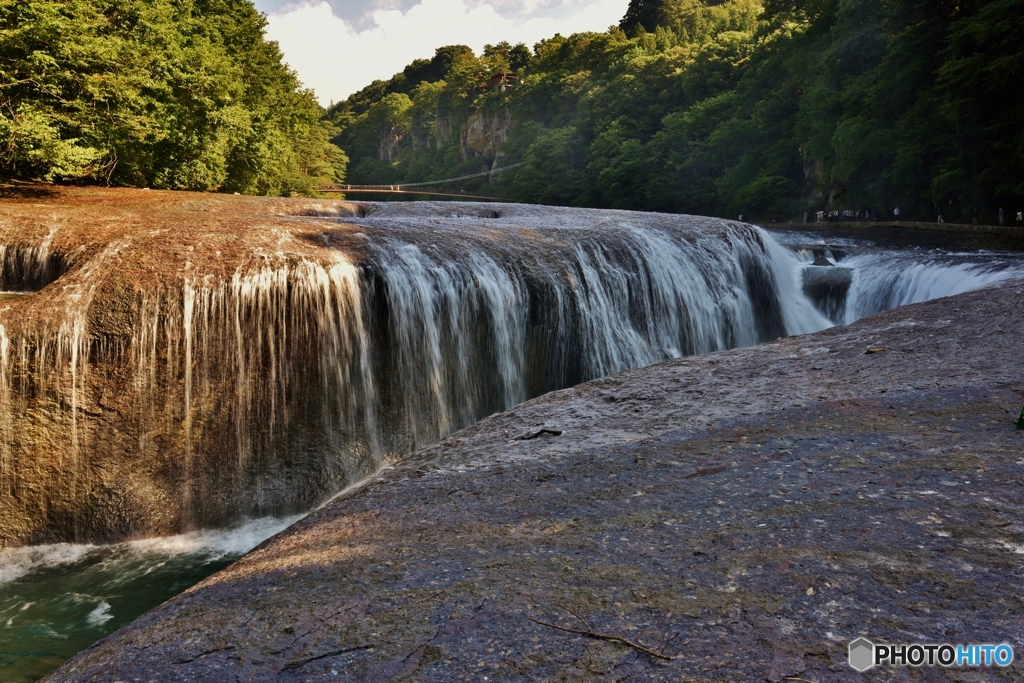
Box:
0;516;298;683
85;601;112;626
0;544;96;587
0;516;297;587
123;515;300;558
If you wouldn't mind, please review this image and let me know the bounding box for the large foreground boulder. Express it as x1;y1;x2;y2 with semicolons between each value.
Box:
49;281;1024;682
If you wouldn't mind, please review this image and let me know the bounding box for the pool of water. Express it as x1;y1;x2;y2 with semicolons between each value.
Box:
0;517;297;682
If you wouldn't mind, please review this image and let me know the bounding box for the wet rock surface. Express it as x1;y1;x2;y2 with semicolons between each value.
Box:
49;281;1024;682
801;266;853;323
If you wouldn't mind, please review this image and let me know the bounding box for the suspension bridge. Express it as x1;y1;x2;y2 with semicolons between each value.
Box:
320;161;526;200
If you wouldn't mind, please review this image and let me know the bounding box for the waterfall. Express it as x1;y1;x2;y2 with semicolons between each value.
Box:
354;215;823;449
780;238;1024;325
0;203;1018;544
0;228;69;292
128;256;377;529
839;252;1024;323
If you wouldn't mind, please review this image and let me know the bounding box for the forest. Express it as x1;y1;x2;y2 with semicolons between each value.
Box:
0;0;345;195
2;0;1021;217
331;0;1024;222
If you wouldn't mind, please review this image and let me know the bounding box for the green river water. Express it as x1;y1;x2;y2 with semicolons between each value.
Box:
0;517;297;682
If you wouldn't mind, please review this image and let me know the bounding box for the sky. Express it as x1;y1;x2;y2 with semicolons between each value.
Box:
251;0;627;105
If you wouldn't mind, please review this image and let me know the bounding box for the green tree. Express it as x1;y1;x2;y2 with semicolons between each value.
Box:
0;0;346;194
366;93;413;162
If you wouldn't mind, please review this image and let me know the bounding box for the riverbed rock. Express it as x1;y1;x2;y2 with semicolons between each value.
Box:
801;266;854;322
48;280;1024;682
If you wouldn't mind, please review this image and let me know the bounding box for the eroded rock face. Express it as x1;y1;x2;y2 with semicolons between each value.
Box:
801;265;853;322
45;282;1024;683
0;187;805;546
0;188;370;546
460;109;511;159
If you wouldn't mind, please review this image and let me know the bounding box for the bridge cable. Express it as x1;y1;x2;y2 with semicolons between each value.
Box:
324;161;527;192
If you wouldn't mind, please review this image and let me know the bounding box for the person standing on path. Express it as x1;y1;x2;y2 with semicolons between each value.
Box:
999;208;1005;226
1017;211;1023;227
894;207;901;220
972;207;979;225
937;206;944;223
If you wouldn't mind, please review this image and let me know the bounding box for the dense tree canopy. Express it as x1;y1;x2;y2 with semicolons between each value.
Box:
0;0;346;194
331;0;1024;222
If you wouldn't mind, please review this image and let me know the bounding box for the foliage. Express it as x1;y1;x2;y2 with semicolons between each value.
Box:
0;0;346;194
331;0;1024;221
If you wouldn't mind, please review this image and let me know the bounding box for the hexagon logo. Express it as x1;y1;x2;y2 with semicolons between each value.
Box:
849;637;875;672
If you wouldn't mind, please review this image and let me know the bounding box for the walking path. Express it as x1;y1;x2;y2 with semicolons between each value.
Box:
765;220;1024;240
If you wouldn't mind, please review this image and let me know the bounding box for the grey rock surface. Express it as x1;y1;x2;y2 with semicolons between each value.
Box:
49;281;1024;682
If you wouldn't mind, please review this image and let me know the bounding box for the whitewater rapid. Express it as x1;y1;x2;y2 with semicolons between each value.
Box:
772;229;1024;324
0;517;298;682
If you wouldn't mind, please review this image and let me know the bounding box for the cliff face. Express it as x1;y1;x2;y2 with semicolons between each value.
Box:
459;109;512;161
0;187;372;545
0;186;801;547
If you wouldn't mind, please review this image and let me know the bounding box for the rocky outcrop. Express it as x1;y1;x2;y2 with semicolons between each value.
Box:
801;265;853;322
0;187;368;546
45;281;1024;682
460;109;512;161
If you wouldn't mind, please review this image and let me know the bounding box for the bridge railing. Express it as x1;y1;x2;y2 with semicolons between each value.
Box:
756;220;1024;239
321;161;528;194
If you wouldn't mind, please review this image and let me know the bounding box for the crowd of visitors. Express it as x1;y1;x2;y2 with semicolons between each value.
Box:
815;208;880;222
744;206;1024;227
811;206;1024;227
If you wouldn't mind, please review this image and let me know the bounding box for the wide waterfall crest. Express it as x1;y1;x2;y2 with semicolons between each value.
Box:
358;217;802;453
3;201;1018;545
839;253;1024;323
0;209;838;542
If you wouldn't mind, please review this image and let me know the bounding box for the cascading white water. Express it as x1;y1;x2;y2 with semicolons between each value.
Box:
774;231;1024;324
129;255;378;528
838;252;1024;323
0;515;301;683
357;217;823;449
759;231;838;334
0;204;1021;545
0;227;67;293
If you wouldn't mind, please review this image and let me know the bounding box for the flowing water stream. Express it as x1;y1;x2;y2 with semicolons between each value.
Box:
1;210;1022;681
770;229;1024;323
0;517;298;683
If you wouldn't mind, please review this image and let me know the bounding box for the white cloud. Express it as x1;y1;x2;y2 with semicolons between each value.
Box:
263;0;625;104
